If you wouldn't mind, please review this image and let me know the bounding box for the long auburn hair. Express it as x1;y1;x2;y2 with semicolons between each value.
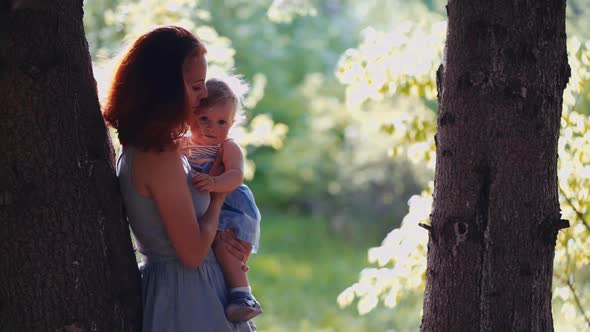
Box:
103;26;206;151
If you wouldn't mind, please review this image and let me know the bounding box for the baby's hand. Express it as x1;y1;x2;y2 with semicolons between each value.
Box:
192;173;216;191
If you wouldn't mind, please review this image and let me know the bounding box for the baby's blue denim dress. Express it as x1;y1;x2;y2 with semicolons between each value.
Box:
182;143;261;252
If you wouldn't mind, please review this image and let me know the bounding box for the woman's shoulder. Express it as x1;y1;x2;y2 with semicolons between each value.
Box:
136;148;189;192
135;146;180;158
136;147;184;171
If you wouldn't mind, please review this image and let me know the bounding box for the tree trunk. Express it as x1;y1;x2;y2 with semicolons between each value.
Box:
0;1;142;331
421;1;570;331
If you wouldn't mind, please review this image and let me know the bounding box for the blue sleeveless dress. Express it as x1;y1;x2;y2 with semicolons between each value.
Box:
181;140;261;252
117;146;256;332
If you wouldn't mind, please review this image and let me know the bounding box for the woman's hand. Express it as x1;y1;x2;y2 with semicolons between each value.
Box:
215;229;252;271
209;191;228;203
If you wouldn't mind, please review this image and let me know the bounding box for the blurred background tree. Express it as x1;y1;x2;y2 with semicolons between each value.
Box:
84;0;590;330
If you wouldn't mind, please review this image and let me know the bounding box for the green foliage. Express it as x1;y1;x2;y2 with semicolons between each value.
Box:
249;213;422;331
336;21;445;106
567;0;590;39
85;0;429;239
191;1;429;241
266;0;317;23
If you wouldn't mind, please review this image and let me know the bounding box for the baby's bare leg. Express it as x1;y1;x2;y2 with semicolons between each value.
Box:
214;232;262;321
214;232;250;288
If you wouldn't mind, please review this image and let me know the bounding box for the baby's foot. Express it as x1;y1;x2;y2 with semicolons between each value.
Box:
225;291;263;322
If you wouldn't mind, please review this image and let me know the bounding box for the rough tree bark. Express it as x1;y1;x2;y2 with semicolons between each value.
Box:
0;1;142;331
421;1;570;331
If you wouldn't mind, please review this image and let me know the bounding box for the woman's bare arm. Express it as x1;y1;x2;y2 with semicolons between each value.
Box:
142;149;223;269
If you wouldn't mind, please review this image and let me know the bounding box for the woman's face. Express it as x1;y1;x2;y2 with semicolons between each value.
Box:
183;53;208;110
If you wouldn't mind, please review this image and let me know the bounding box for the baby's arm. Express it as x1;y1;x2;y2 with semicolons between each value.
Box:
193;140;244;192
211;140;244;192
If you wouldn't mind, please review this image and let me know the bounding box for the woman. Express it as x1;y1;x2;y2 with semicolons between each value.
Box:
103;26;256;331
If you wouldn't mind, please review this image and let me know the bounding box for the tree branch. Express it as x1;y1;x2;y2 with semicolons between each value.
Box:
559;185;590;232
554;273;590;327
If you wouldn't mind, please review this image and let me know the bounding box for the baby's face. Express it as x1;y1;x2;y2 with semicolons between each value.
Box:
190;101;235;145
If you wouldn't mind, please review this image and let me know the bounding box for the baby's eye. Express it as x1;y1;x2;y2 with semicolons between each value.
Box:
199;116;208;122
218;120;227;125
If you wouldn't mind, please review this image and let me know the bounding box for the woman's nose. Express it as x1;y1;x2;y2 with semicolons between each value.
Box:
201;85;209;99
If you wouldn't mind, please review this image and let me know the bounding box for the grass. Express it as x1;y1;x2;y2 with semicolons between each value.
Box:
248;213;422;332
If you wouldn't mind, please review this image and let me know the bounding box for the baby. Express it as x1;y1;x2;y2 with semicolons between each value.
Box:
179;75;262;322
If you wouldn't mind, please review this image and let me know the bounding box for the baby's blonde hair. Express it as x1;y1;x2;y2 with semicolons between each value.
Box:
199;73;249;125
